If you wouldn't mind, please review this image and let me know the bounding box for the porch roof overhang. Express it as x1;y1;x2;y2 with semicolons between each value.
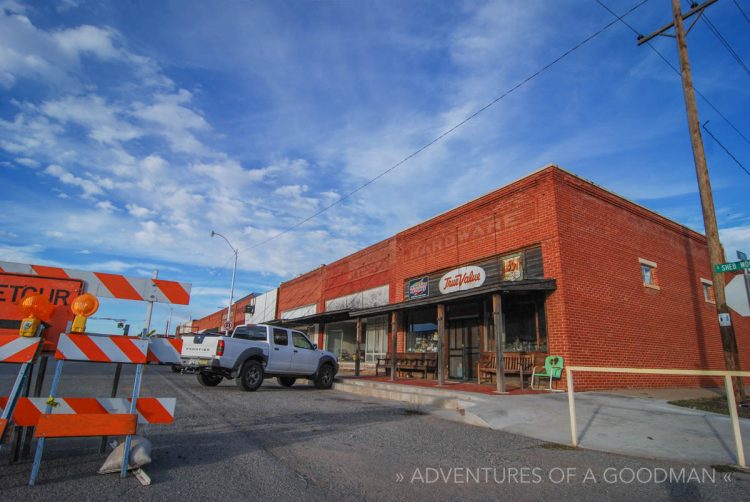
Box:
348;278;557;318
274;308;352;326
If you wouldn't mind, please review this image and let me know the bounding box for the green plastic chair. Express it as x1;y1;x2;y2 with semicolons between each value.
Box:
530;356;564;391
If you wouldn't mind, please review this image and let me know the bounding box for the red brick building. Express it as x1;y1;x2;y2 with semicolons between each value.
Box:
274;165;750;390
192;293;255;333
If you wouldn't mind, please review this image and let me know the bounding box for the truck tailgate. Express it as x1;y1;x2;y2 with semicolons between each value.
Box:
181;334;221;359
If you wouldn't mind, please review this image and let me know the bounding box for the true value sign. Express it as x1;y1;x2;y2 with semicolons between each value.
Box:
714;260;750;273
439;265;486;294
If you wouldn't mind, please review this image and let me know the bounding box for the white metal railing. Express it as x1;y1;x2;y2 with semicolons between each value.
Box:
566;366;750;467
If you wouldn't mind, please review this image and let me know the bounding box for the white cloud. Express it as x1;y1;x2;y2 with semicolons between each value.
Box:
15;157;39;167
0;243;45;264
44;164;104;197
96;200;118;212
41;95;143;144
126;203;153;218
133;89;209;154
52;25;119;60
720;226;750;259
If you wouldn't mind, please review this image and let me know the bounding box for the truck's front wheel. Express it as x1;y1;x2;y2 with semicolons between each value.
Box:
197;373;223;387
314;364;335;389
237;360;264;391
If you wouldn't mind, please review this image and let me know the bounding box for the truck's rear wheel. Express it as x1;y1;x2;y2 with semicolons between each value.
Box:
197;373;223;387
237;360;264;391
277;376;296;387
314;364;335;389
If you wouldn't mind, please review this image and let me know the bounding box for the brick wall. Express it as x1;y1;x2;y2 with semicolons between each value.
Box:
277;267;324;316
551;169;750;389
193;294;254;332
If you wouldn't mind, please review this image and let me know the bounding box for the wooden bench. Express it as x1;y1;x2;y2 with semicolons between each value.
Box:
477;352;535;388
376;353;438;379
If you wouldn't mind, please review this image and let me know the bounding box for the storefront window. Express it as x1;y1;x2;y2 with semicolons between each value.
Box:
486;296;547;353
325;321;357;361
406;308;438;352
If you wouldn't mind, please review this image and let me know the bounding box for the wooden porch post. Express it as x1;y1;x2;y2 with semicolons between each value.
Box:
493;293;505;393
437;303;446;385
390;311;398;381
355;317;362;377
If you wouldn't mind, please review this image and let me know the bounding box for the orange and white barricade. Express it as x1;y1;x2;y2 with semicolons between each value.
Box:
0;335;42;446
29;333;170;485
147;336;183;364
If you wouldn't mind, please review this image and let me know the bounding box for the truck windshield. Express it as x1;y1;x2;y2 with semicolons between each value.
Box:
234;325;267;341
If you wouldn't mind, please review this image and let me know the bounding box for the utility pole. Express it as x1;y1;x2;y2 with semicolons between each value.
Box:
640;0;744;401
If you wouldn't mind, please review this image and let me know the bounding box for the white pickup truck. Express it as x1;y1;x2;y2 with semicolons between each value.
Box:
180;324;338;391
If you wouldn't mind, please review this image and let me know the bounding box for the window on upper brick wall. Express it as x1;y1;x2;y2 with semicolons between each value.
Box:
701;279;715;303
639;258;659;289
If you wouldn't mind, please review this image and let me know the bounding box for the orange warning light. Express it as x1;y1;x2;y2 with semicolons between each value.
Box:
70;293;99;334
70;293;99;317
18;293;55;336
19;293;54;322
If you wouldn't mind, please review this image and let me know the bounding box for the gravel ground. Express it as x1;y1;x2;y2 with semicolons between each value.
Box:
1;362;749;501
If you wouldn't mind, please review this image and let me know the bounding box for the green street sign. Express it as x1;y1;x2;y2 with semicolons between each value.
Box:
714;260;750;273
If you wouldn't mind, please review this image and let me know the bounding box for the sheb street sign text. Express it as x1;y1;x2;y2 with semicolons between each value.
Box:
714;260;750;273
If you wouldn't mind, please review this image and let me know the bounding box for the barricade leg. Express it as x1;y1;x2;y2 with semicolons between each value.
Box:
22;355;48;458
29;359;65;486
11;360;34;461
100;362;122;453
0;362;31;450
120;362;144;479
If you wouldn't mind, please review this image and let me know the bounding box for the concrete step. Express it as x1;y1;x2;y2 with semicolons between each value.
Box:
332;379;490;429
334;377;487;402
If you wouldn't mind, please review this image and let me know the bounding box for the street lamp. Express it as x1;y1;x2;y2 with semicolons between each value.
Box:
211;230;238;335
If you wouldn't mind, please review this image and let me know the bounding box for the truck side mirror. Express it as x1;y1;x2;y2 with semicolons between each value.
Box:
313;344;318;350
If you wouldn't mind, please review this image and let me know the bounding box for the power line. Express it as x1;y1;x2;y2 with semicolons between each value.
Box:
237;0;654;253
702;120;750;177
733;0;750;25
596;0;750;146
701;13;750;77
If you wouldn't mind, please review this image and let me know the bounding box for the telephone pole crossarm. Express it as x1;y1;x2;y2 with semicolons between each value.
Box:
638;0;718;45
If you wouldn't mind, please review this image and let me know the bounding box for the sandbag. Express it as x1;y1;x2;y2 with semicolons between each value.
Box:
98;435;152;474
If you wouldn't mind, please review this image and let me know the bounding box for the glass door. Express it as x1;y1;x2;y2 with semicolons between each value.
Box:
448;319;481;380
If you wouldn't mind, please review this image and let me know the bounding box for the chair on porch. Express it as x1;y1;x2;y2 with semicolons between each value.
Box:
530;355;564;391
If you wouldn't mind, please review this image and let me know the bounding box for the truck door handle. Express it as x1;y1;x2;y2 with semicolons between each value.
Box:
274;348;279;351
294;350;298;353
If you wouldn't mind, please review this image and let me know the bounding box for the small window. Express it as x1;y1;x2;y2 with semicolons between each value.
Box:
292;331;314;350
233;325;267;341
273;328;288;346
702;279;715;303
639;258;658;289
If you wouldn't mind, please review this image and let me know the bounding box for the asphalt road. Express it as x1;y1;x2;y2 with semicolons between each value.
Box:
1;362;749;501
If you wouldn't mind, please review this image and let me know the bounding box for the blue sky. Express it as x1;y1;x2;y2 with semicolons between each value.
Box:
1;0;749;334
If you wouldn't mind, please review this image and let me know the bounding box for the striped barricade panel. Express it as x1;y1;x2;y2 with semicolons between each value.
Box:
147;337;183;364
0;261;191;305
55;334;148;363
0;397;176;426
35;414;137;438
0;336;41;363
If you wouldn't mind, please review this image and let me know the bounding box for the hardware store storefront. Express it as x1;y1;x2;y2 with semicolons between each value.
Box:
274;166;750;390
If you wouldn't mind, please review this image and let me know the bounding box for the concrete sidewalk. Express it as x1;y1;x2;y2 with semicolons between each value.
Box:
464;391;750;465
334;378;750;465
